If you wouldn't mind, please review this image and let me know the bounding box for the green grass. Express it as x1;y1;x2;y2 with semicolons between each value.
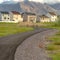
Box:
39;22;60;29
42;22;60;60
50;53;60;60
46;33;60;60
46;44;60;51
0;23;34;37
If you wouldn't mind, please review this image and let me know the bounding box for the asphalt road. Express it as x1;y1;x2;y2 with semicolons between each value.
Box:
0;28;57;60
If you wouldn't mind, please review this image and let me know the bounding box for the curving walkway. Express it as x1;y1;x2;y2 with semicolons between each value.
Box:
15;29;58;60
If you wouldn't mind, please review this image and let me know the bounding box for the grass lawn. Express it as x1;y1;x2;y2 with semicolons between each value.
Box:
41;22;60;60
0;23;34;37
46;32;60;60
50;53;60;60
39;22;60;29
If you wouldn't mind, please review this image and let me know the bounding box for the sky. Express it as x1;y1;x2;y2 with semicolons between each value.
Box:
0;0;60;4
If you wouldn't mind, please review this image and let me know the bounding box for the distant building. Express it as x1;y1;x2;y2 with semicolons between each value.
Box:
11;11;23;23
49;12;57;22
0;11;11;22
40;14;51;22
0;10;58;23
22;12;36;23
37;12;58;22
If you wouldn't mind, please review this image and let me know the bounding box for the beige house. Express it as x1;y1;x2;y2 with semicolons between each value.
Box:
40;15;50;22
0;11;11;22
11;11;23;23
49;12;57;22
22;12;36;23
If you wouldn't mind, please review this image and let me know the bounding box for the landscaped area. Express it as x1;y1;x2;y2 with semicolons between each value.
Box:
42;21;60;60
0;21;60;60
46;31;60;60
0;23;34;37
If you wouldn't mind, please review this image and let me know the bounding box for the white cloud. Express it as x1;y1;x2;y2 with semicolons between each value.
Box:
44;0;60;3
0;0;3;3
29;0;44;3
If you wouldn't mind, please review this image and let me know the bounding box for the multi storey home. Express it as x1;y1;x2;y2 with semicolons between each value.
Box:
0;11;11;22
49;12;57;22
38;13;51;22
11;11;23;23
22;12;36;23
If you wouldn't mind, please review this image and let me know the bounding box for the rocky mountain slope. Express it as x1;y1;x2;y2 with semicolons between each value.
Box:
0;1;56;15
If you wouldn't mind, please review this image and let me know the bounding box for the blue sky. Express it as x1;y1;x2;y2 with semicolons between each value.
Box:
0;0;60;3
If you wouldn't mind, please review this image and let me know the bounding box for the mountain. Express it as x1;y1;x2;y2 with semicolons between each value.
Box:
48;3;60;15
49;3;60;10
0;1;56;15
0;2;22;12
1;1;18;4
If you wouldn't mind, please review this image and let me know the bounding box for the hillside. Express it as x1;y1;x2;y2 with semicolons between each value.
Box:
0;1;56;15
50;3;60;10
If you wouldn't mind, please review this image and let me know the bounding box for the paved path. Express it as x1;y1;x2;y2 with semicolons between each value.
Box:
0;28;51;60
15;29;58;60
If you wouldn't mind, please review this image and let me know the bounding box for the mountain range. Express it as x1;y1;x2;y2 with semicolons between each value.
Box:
0;1;58;15
49;3;60;15
49;3;60;10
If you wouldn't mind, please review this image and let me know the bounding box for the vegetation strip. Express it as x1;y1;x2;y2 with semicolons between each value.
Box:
46;32;60;60
0;23;34;37
42;21;60;60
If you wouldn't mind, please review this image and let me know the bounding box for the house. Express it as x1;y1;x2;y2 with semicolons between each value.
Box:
22;12;36;23
0;11;11;22
11;11;23;23
37;12;57;22
49;12;57;22
39;14;51;22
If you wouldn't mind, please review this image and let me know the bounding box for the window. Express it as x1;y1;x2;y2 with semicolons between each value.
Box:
29;17;35;23
4;17;6;19
8;18;9;19
12;20;15;21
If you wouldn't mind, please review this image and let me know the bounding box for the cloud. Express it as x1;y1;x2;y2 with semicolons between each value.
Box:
31;0;60;3
44;0;60;3
30;0;44;3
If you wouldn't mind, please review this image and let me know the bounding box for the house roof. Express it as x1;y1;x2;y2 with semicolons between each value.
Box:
11;11;20;14
38;12;51;18
22;12;36;15
40;15;49;18
0;11;9;14
49;12;56;15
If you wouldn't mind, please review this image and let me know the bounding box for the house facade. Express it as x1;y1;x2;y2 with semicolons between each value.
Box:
40;15;50;22
0;11;58;23
0;11;11;22
49;12;57;22
11;11;23;23
22;12;36;23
